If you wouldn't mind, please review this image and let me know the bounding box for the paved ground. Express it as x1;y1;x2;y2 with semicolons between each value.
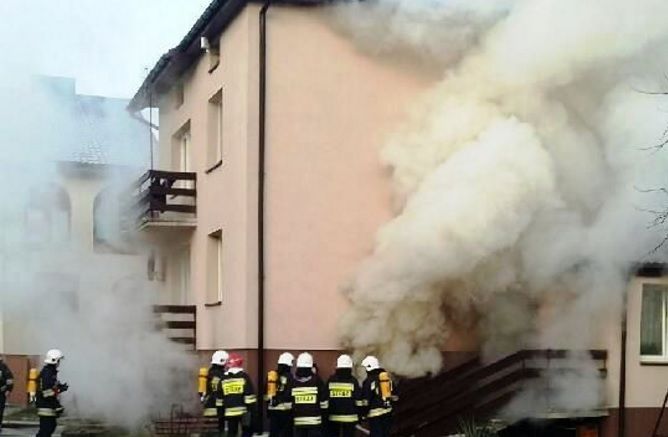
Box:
1;426;43;436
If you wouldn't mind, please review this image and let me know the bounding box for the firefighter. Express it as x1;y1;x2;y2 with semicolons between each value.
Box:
325;355;362;437
220;353;257;437
287;352;327;437
36;349;68;437
0;355;14;432
360;356;394;437
202;350;229;434
267;352;295;437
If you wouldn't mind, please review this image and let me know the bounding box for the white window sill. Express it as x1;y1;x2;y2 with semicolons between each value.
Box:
640;356;668;365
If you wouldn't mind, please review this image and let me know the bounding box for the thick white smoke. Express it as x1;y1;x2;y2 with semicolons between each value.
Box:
336;0;668;394
0;1;211;427
0;74;196;428
332;0;512;69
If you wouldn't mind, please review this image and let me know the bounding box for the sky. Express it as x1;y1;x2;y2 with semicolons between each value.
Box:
0;0;212;98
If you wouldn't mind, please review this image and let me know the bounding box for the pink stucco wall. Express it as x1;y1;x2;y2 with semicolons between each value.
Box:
155;4;436;352
263;6;434;350
623;277;668;408
157;6;260;350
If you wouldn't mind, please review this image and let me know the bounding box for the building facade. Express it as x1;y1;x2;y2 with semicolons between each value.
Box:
129;1;436;374
128;2;668;436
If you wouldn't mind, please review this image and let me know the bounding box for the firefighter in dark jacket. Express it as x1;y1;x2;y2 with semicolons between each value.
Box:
0;355;14;432
287;352;328;437
267;352;295;437
326;355;363;437
36;349;68;437
360;356;394;437
202;350;229;433
221;353;257;437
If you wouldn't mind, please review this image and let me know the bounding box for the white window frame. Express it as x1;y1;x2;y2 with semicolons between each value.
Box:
216;98;223;162
174;83;184;108
206;229;223;306
640;283;668;363
207;89;223;170
216;236;223;302
179;131;191;173
177;248;190;305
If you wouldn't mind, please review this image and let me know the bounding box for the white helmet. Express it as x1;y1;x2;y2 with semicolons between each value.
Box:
361;355;380;372
211;350;229;366
336;354;353;369
278;352;295;366
296;352;314;368
45;349;64;365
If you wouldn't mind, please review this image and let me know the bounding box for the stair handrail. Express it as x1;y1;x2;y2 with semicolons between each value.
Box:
392;349;607;437
652;387;668;437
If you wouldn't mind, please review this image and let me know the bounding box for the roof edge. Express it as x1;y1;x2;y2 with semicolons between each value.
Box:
128;0;329;112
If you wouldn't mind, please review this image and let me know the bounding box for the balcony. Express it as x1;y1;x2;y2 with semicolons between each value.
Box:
153;305;196;349
131;170;197;236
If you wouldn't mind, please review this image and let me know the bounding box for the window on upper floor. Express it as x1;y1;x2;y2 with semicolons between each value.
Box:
147;251;166;282
174;83;185;108
25;185;70;247
208;44;220;72
93;187;135;254
174;248;191;305
179;131;191;173
172;121;194;188
206;89;223;172
640;283;668;361
206;229;223;305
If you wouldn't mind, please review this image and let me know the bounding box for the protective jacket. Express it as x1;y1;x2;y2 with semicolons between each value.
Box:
203;364;226;417
0;361;14;396
220;368;257;418
35;364;64;417
361;369;392;419
267;364;293;414
326;369;363;423
287;369;328;427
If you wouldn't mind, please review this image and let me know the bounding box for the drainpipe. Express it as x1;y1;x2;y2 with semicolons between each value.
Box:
618;294;628;437
258;0;271;431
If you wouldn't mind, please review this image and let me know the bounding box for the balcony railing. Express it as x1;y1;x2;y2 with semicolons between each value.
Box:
134;170;197;226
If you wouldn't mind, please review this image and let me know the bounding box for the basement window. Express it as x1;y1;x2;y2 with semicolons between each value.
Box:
640;283;668;362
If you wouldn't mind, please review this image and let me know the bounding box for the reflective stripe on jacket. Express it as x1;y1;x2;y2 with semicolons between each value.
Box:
286;374;327;427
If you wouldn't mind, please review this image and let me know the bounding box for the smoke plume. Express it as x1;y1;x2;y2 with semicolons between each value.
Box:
336;0;668;394
0;73;198;427
0;1;214;427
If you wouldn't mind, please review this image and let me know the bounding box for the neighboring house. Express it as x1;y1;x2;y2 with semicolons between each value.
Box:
127;1;668;436
0;76;150;405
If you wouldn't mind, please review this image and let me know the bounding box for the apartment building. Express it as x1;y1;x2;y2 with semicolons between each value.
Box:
128;0;431;371
128;1;668;435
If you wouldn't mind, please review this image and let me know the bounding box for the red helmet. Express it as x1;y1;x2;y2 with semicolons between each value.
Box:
227;353;244;368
